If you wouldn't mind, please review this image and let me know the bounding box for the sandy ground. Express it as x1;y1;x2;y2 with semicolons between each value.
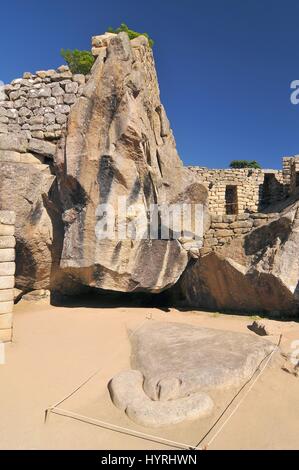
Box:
0;298;299;450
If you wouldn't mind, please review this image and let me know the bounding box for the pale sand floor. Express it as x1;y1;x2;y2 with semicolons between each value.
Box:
0;299;299;450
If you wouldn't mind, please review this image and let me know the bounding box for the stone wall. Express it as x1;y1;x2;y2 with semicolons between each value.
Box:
0;66;87;144
289;156;299;195
188;167;284;215
0;211;15;342
202;211;279;253
279;155;299;196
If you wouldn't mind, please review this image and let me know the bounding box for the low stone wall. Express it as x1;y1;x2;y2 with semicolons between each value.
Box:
0;66;87;143
0;211;15;342
202;211;279;253
188;167;284;215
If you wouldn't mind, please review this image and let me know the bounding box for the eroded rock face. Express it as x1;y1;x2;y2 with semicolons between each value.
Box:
109;321;275;427
177;201;299;315
55;33;207;293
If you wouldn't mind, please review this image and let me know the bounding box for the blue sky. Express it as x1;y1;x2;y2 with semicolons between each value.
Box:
1;0;299;168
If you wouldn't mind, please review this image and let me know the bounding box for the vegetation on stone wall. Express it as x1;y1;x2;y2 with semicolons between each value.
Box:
108;23;154;48
60;49;95;75
229;160;262;169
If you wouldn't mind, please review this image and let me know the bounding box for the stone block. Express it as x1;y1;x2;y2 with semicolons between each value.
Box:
0;262;15;276
19;153;44;164
57;65;70;73
19;107;32;118
211;215;223;223
250;213;268;219
55;113;67;124
27;138;56;157
51;85;64;97
91;47;106;57
204;238;218;247
54;104;70;114
236;213;250;221
214;229;233;237
0;289;14;302
222;215;236;223
0;225;14;236
0;249;15;262
0;276;14;289
230;220;253;229
65;82;78;94
64;93;76;105
0;134;28;152
0;150;21;162
37;87;51;98
0;301;13;314
0;211;16;225
91;32;116;48
0;236;15;249
211;222;229;229
73;74;85;85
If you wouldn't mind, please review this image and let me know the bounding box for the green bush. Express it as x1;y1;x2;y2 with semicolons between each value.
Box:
108;23;154;48
60;49;95;75
229;160;262;169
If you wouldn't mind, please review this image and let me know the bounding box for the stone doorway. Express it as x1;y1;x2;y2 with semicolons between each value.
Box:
225;185;238;215
262;173;275;206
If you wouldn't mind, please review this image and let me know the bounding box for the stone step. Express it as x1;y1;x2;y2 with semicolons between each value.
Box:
0;301;14;314
0;225;15;236
0;211;16;225
0;236;15;248
0;276;15;289
0;289;14;302
0;248;15;262
0;262;15;276
0;236;16;249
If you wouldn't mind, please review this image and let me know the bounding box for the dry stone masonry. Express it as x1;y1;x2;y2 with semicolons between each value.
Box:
0;211;15;342
0;66;87;147
202;211;280;253
188;167;285;215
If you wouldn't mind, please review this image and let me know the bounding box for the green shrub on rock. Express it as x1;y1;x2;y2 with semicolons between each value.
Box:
229;160;262;169
60;49;95;75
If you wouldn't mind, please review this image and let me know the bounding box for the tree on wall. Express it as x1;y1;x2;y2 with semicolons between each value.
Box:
60;49;95;75
229;160;262;169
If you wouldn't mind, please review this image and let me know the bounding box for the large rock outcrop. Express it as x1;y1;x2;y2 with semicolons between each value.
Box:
0;32;207;296
177;200;299;315
55;32;207;293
